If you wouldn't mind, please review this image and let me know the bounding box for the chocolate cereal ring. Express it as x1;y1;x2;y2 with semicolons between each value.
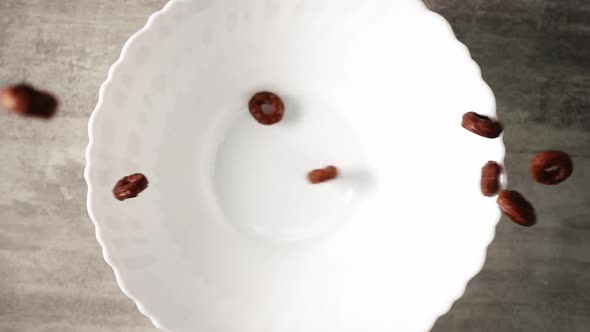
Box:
1;84;58;119
481;161;501;197
248;91;285;125
529;150;573;185
462;112;503;138
497;190;536;227
113;173;149;201
308;166;338;184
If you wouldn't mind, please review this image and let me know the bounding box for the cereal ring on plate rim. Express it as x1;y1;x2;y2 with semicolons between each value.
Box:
461;112;503;138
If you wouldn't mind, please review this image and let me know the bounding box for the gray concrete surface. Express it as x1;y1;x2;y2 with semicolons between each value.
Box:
0;1;588;331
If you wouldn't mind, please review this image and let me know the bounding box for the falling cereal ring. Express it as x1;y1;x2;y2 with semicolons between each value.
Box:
248;91;285;125
529;150;573;185
461;112;503;138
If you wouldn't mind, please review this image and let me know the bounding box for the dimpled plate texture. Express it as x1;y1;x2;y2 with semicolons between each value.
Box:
85;0;505;331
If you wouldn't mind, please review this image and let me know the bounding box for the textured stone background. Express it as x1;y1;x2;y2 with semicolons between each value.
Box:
0;1;588;331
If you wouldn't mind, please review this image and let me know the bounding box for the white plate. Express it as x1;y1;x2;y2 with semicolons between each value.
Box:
85;0;505;331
